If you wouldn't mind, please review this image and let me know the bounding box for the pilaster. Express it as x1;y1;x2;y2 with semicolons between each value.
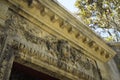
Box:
0;35;15;80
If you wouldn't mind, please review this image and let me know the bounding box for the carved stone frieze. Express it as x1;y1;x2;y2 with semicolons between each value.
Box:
17;31;99;79
0;10;101;80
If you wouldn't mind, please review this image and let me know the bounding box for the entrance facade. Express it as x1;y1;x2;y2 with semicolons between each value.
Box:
0;0;119;80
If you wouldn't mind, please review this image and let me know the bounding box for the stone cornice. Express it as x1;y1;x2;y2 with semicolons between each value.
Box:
8;0;116;62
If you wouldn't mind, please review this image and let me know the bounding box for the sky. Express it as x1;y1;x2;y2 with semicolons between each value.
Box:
57;0;78;12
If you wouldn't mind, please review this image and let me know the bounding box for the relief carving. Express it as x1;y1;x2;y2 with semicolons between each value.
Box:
0;11;101;80
57;40;71;62
22;29;98;79
0;12;22;80
46;37;58;58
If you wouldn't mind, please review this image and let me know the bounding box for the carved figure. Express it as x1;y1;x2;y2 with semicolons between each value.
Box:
46;37;58;58
57;40;71;62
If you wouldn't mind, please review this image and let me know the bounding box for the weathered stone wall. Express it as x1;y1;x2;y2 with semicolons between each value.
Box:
0;3;100;80
112;47;120;73
108;42;120;74
0;0;119;80
7;11;100;80
114;54;120;72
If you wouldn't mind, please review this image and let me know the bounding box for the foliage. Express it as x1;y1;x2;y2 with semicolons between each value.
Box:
75;0;120;42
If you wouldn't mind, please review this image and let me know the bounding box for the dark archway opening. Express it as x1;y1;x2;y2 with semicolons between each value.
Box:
10;62;59;80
